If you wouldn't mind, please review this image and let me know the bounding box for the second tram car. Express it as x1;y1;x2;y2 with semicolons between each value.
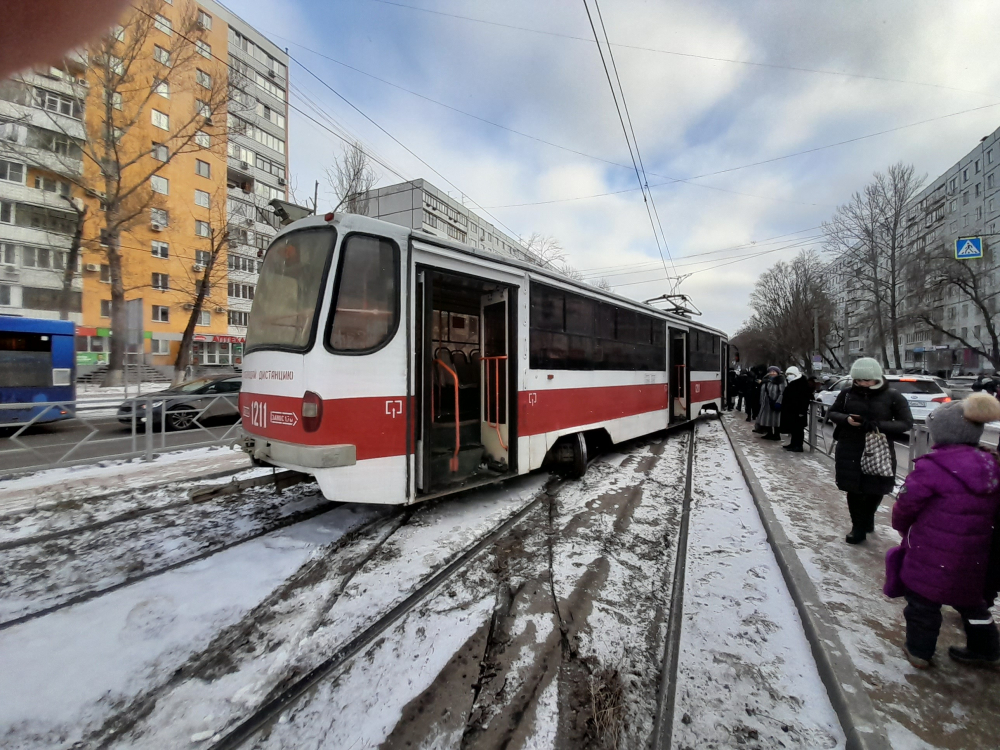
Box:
239;212;727;504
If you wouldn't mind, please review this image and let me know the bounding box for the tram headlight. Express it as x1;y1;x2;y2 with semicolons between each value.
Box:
302;391;323;433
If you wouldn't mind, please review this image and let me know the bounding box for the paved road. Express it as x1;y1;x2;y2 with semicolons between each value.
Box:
0;412;241;474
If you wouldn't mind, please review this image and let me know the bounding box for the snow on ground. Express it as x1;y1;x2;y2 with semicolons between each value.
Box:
728;414;1000;749
0;481;332;624
0;445;252;514
76;383;172;401
672;420;844;749
0;505;379;750
109;474;548;749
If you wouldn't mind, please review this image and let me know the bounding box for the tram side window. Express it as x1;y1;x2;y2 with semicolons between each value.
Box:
328;234;399;352
529;282;666;371
689;330;721;371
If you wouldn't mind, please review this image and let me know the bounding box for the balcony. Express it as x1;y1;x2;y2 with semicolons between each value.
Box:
0;181;77;211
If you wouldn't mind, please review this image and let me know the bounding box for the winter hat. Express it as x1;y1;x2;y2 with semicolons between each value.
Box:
767;365;782;376
785;366;802;382
927;393;1000;446
849;357;883;387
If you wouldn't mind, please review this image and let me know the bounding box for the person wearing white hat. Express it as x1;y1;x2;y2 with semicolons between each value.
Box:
780;366;811;452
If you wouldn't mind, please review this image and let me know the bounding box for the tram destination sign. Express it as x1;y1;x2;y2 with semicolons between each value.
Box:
955;236;984;260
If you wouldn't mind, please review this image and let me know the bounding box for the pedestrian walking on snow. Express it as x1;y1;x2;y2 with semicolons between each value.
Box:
888;393;1000;669
828;358;913;544
756;366;785;441
779;366;811;452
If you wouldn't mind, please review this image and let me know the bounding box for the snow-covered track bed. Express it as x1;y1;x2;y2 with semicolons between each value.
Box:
0;478;335;629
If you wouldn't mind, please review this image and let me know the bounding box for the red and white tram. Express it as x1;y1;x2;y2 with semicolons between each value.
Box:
239;212;728;504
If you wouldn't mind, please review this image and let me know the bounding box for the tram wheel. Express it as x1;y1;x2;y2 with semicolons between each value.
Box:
570;432;588;478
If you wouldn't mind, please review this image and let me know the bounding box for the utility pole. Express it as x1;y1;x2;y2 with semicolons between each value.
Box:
312;180;319;215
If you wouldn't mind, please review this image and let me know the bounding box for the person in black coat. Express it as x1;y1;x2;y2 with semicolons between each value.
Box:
828;357;913;544
726;369;737;410
779;366;812;452
734;370;747;412
745;366;764;423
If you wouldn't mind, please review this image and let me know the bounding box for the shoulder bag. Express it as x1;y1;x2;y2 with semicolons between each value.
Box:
860;426;894;477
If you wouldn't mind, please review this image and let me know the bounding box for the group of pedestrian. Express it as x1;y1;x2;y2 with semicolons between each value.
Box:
820;357;999;670
730;364;819;451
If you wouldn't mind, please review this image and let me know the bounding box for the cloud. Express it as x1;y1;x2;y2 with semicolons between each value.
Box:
230;0;1000;333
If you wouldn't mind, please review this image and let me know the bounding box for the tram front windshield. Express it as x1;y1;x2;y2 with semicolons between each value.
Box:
246;228;335;352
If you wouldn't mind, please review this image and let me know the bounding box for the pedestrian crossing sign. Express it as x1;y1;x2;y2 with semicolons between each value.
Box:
955;237;984;259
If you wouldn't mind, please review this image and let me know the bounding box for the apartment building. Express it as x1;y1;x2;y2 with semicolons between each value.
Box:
826;125;1000;374
0;0;288;372
360;179;541;264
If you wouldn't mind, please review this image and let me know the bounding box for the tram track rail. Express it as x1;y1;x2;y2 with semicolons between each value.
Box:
0;477;334;633
0;470;311;553
204;475;567;750
650;422;697;750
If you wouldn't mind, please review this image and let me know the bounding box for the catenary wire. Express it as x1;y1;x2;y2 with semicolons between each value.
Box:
271;34;828;209
368;0;993;98
582;0;675;289
593;0;677;284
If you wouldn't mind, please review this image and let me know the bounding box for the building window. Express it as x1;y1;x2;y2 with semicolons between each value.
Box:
0;201;13;224
950;177;958;191
977;206;983;220
195;159;211;178
0;244;13;264
990;149;995;165
152;240;169;258
195;249;212;265
112;92;123;110
154;13;172;35
153;79;169;99
0;284;10;306
196;40;211;59
100;299;111;317
964;168;969;182
196;69;212;88
150;338;169;355
964;214;970;227
228;282;255;299
976;183;981;197
195;220;210;237
154;45;171;66
151;109;169;130
150;174;169;194
151;207;169;226
152;272;169;290
195;130;210;148
152;305;169;322
99;264;110;282
196;99;211;118
228;310;249;327
33;88;82;119
976;159;982;174
48;134;79;157
151;142;168;161
197;10;212;29
963;191;970;205
195;189;210;208
33;176;70;196
197;310;211;326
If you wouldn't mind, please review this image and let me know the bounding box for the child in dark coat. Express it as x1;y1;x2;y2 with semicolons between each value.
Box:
891;393;1000;669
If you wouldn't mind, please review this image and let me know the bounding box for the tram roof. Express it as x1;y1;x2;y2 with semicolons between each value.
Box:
272;212;728;340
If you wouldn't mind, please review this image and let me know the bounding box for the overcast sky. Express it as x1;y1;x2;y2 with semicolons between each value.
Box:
227;0;1000;333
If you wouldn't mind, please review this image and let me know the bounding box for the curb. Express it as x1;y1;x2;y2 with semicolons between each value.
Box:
720;417;891;750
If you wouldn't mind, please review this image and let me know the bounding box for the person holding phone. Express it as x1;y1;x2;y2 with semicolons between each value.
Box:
828;358;913;544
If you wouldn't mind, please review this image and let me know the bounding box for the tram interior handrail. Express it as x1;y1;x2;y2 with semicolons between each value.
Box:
434;359;461;472
482;355;508;451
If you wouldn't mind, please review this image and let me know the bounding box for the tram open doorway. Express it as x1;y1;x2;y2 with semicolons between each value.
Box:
415;268;517;494
669;328;688;422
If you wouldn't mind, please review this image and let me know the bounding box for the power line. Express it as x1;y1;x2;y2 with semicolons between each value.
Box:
287;54;542;262
368;0;992;98
272;34;827;209
582;0;675;290
592;0;677;286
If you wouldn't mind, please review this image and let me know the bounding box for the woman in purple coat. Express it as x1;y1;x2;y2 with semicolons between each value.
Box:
891;393;1000;669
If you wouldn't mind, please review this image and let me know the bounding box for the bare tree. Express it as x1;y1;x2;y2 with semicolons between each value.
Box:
824;163;924;370
591;277;613;291
327;141;378;214
744;250;836;371
58;198;88;320
1;0;230;385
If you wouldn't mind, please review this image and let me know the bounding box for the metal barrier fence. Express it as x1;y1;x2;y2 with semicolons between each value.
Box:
0;394;242;476
806;400;936;475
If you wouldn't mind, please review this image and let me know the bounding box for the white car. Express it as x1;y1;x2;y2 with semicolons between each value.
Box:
885;375;951;422
814;374;950;422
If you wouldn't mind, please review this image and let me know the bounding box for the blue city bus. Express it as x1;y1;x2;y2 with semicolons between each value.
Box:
0;317;76;425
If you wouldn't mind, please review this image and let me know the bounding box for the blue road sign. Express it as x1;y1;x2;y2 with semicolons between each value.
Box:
955;237;984;259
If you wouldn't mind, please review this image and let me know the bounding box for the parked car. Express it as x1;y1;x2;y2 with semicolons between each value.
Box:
945;376;979;401
117;375;242;431
885;375;951;422
815;376;851;408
